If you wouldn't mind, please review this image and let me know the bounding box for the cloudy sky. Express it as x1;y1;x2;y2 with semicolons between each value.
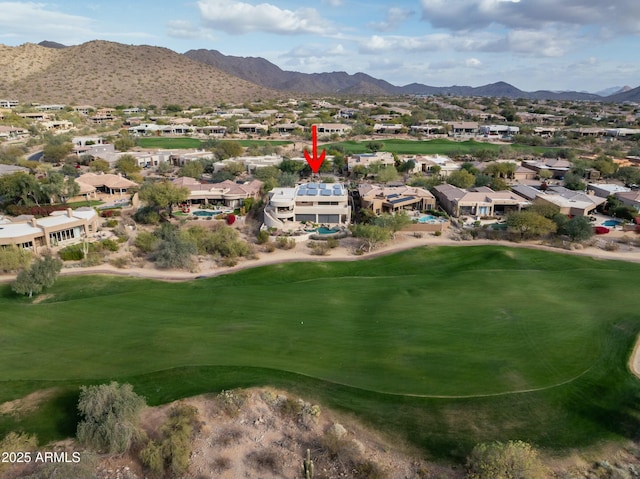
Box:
1;0;639;93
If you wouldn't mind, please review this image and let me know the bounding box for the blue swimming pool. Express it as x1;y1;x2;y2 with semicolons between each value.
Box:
192;210;221;217
317;227;340;235
417;215;445;224
602;219;621;227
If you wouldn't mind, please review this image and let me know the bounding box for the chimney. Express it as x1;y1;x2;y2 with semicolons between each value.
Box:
67;208;73;218
31;218;38;227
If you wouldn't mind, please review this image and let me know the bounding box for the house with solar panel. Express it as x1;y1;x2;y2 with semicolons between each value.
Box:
263;183;351;230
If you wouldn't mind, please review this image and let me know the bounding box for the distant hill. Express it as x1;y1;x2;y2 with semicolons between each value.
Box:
1;40;637;104
0;41;281;106
38;40;68;49
185;49;612;101
605;85;640;103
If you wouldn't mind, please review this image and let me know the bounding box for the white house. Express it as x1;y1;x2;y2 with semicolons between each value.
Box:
264;183;351;229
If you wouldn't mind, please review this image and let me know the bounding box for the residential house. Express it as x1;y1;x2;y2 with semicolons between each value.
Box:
0;100;18;108
172;177;262;208
264;183;351;229
0;207;99;253
522;158;571;180
587;183;631;199
347;152;394;171
237;123;268;134
446;121;478;137
410;123;446;136
614;191;640;212
0;126;29;140
411;155;460;177
433;184;529;217
315;123;352;135
512;184;605;216
358;185;436;214
76;173;138;196
479;125;520;137
373;123;404;134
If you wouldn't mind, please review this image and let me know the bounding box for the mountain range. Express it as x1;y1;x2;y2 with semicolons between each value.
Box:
0;40;637;106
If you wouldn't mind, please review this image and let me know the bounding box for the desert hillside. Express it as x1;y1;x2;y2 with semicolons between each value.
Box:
0;41;282;106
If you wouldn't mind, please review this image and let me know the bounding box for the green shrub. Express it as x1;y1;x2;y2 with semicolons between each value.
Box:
59;244;85;261
135;231;159;253
275;237;296;250
100;239;119;252
0;245;32;273
104;219;118;228
256;229;270;244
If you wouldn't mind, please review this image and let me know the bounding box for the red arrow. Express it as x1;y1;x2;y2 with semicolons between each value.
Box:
304;124;326;174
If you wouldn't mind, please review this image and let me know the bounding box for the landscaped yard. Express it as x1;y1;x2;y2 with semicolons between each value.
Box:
135;137;293;149
324;138;556;156
1;245;639;459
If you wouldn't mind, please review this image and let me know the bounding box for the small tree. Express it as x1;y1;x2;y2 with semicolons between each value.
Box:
447;169;476;189
505;211;557;240
139;180;190;218
560;215;594;242
350;224;392;252
77;382;146;454
467;440;546;479
12;255;63;298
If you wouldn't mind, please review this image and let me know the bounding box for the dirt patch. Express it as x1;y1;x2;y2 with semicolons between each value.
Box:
0;388;61;416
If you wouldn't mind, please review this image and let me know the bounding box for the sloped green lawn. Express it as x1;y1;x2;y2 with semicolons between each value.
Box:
1;245;639;459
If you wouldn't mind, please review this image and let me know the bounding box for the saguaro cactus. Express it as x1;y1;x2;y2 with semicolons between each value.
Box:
302;448;314;479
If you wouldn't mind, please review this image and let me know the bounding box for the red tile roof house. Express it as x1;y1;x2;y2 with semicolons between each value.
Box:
171;177;262;208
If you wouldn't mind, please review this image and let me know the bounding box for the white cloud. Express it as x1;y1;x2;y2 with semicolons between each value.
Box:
323;0;343;5
197;0;333;35
0;2;94;43
358;33;496;54
369;7;415;32
420;0;640;34
465;57;482;68
327;43;347;55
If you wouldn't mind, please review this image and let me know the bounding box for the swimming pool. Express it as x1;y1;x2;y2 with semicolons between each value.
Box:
192;210;221;217
317;227;340;235
417;215;445;224
602;219;621;227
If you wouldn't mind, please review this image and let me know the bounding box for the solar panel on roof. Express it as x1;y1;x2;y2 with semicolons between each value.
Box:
308;183;318;189
387;193;399;198
307;190;318;196
333;190;342;196
297;189;307;196
321;190;332;196
389;196;415;204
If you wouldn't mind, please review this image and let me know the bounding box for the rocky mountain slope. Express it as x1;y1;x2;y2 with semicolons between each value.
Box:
0;41;281;106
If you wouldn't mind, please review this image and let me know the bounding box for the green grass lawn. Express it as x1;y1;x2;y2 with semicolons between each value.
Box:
325;138;554;156
135;137;293;149
1;245;639;459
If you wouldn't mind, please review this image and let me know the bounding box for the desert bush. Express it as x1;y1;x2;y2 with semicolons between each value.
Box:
59;244;85;261
140;404;201;478
134;231;159;253
0;432;38;473
433;230;442;237
214;427;244;447
276;237;296;249
110;256;130;269
134;206;161;225
326;237;340;248
245;449;282;475
76;382;146;454
263;242;276;253
104;219;118;228
217;389;249;417
466;440;546;479
82;251;104;267
211;456;232;474
256;229;270;244
354;460;387;479
220;256;238;267
603;241;620;251
279;397;304;418
308;241;330;256
100;238;119;252
0;245;32;273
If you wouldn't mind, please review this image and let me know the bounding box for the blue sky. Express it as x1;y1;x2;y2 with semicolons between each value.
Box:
1;0;639;93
